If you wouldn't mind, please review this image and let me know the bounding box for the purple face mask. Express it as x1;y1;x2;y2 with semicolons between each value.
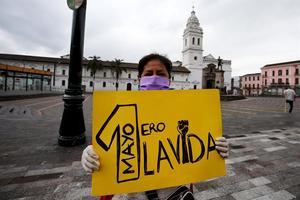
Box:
140;75;170;90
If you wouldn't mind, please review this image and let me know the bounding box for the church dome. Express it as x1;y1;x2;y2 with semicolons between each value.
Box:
186;10;200;27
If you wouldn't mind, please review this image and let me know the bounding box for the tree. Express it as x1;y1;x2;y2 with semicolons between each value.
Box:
87;56;103;91
111;58;126;91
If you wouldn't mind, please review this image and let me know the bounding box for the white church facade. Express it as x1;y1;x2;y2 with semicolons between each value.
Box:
182;10;232;90
0;10;231;93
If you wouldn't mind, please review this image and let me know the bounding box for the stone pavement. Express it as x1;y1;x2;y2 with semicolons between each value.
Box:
193;128;300;200
0;96;299;199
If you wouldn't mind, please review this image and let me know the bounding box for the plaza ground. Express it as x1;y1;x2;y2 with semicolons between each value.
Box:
0;95;299;199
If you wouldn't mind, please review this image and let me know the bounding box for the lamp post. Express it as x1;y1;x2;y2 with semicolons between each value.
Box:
58;0;87;146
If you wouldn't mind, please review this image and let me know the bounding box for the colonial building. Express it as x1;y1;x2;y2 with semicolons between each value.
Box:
240;60;300;96
241;73;262;96
261;60;300;95
0;9;232;93
0;54;190;92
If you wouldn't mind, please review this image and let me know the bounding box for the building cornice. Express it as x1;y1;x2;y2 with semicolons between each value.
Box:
262;60;300;68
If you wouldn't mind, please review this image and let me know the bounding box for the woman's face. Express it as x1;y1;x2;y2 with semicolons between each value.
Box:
140;59;169;79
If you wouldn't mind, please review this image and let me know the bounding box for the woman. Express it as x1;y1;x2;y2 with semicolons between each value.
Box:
81;53;229;200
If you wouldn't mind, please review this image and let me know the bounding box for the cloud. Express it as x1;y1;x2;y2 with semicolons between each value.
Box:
0;0;299;76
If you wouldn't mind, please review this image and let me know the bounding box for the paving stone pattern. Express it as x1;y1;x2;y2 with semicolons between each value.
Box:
0;96;299;199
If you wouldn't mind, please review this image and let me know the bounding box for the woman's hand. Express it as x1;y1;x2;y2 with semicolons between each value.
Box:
81;145;100;173
215;137;229;158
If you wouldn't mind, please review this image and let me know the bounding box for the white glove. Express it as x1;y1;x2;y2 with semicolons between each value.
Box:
81;145;100;173
216;137;229;158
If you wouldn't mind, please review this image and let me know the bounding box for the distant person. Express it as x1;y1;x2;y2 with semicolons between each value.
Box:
233;89;237;96
284;87;296;113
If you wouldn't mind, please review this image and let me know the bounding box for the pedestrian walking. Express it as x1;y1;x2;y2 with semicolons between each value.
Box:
283;87;296;113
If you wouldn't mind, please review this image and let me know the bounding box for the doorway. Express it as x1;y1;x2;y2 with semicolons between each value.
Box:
126;83;132;91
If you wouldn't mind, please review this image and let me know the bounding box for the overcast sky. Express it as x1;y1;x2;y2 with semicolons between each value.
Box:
0;0;299;76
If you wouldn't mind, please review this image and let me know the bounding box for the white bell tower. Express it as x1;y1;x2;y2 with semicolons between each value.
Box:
182;9;204;89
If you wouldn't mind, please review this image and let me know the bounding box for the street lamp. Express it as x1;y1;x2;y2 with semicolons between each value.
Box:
58;0;87;146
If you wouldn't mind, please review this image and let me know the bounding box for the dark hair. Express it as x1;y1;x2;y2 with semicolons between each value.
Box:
138;53;172;78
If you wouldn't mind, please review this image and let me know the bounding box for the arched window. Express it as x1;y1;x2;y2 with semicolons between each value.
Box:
192;37;195;45
197;38;200;45
185;39;187;46
103;82;106;88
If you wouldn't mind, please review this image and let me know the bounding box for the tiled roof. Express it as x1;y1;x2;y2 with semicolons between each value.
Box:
0;53;190;73
241;73;261;77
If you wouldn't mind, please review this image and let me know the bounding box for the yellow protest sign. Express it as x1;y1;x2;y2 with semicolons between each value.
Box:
92;89;226;196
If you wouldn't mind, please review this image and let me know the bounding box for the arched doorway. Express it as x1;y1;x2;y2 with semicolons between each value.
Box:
126;83;132;91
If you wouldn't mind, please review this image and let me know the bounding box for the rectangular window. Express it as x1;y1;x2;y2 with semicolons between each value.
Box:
272;79;275;84
286;69;289;75
257;84;259;88
265;79;267;85
128;74;131;79
296;78;299;85
253;84;255;88
103;72;106;78
278;78;282;83
62;69;66;75
197;38;200;45
103;82;106;87
245;77;247;81
272;71;275;76
278;70;282;76
249;77;251;81
265;71;267;76
253;76;255;81
286;78;289;84
296;68;299;75
90;71;93;77
89;81;93;87
62;80;65;86
257;76;260;81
